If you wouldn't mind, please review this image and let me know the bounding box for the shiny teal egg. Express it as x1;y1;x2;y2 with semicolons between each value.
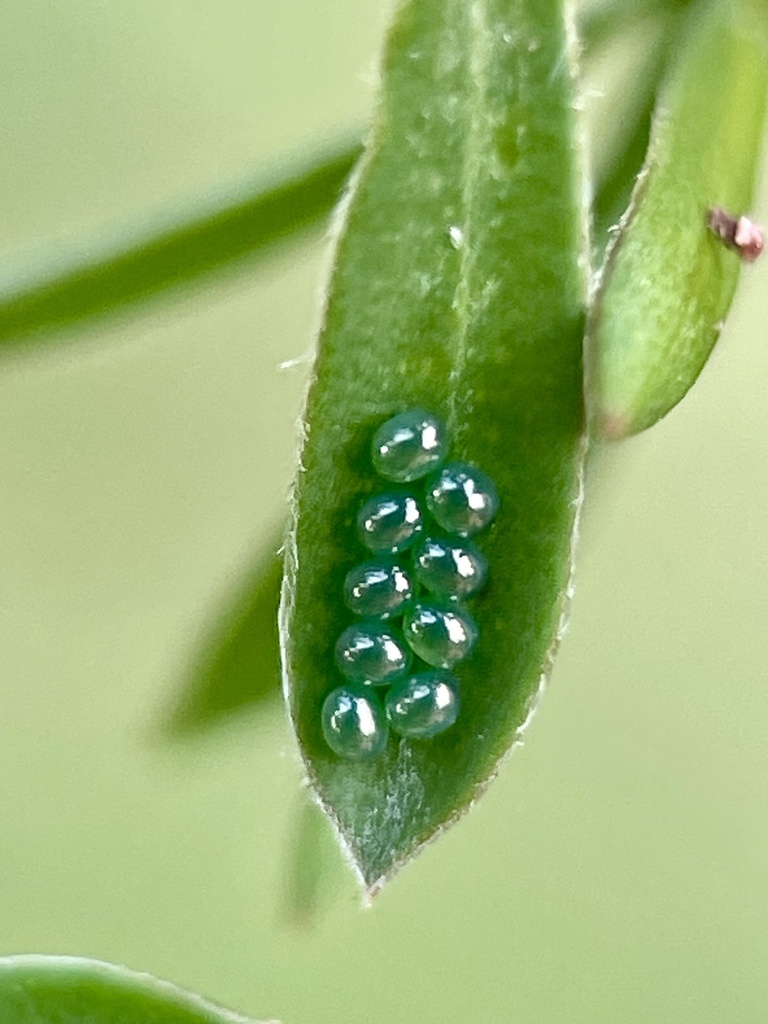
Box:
402;601;478;668
413;536;488;598
334;621;412;684
385;671;460;738
372;409;448;482
357;492;423;554
321;686;389;760
425;462;499;536
343;560;413;619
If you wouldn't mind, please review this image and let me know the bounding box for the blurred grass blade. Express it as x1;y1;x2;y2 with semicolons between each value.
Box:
0;137;360;346
0;8;667;353
281;795;349;928
589;0;768;438
592;7;685;245
0;957;274;1024
593;75;658;244
164;536;283;736
281;0;588;893
580;0;694;52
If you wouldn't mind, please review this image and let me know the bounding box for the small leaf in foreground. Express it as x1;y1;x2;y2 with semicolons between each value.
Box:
0;956;275;1024
588;0;768;439
281;0;588;892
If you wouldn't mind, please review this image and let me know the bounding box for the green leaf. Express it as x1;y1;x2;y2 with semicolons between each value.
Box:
0;8;659;354
281;0;588;892
0;957;273;1024
163;10;680;754
160;8;689;756
591;7;685;247
593;72;658;247
580;0;693;52
281;795;350;927
163;536;283;737
588;0;768;438
0;137;360;346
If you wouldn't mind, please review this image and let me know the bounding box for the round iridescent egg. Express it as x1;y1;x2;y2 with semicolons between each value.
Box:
402;601;478;668
372;409;448;483
413;536;487;599
385;670;460;739
357;492;423;554
334;621;412;685
321;685;389;760
343;560;413;619
425;461;499;536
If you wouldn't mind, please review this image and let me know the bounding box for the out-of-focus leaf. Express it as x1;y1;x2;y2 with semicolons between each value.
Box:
0;138;360;346
0;957;275;1024
281;794;349;928
164;538;283;736
281;0;588;893
579;0;693;52
591;7;685;244
593;74;658;244
589;0;768;438
0;7;663;354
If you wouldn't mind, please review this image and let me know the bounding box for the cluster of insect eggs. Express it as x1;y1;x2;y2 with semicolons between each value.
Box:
321;409;499;761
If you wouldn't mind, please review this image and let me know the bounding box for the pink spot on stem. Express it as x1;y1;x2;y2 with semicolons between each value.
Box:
708;206;764;262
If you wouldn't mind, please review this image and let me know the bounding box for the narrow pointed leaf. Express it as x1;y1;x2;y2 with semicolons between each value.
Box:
281;0;588;892
0;957;275;1024
0;138;360;346
160;47;667;749
589;0;768;438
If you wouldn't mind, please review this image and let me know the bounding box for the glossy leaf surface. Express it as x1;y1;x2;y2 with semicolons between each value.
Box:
589;0;768;438
0;957;273;1024
282;0;587;891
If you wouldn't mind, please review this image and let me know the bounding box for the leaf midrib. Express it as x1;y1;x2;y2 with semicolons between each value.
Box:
448;0;493;443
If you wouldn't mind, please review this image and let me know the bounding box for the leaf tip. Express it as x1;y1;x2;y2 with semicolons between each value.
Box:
598;409;632;441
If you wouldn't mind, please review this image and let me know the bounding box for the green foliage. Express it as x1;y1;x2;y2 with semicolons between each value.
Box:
282;795;349;926
164;534;283;735
591;7;680;244
281;0;587;892
0;138;359;345
0;0;761;943
0;4;663;354
580;0;693;52
589;0;768;437
0;958;269;1024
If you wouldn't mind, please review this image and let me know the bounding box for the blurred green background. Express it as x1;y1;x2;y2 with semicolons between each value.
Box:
0;2;766;1022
